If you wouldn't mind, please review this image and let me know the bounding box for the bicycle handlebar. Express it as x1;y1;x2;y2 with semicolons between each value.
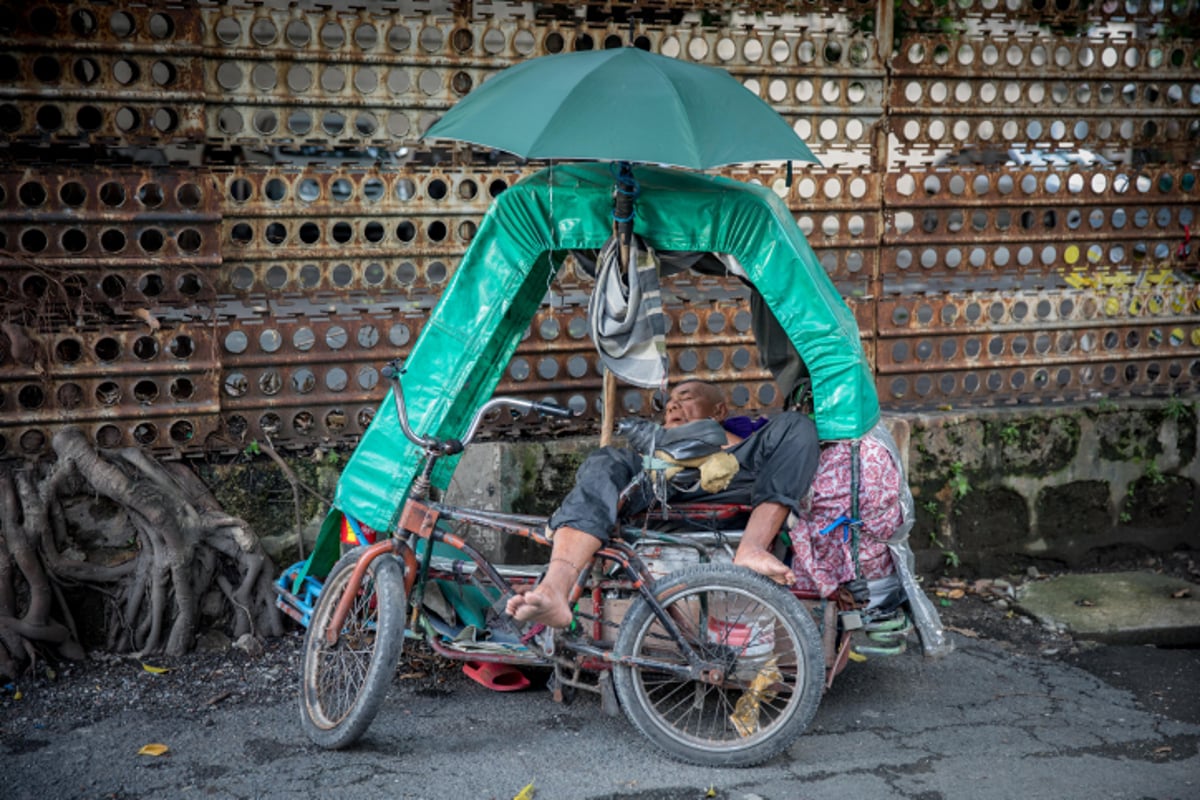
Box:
382;359;572;454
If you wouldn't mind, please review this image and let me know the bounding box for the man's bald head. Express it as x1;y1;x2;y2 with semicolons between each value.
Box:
663;379;728;428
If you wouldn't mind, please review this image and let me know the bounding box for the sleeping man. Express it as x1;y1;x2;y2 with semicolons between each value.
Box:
506;379;820;628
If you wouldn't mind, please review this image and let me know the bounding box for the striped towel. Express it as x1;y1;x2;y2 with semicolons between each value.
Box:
588;233;668;388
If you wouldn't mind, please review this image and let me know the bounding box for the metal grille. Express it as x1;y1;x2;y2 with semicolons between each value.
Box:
1;0;1197;459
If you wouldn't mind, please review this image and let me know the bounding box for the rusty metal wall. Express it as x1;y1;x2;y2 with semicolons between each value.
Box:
1;0;1197;459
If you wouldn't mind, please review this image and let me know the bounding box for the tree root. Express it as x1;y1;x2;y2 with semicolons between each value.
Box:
0;427;283;680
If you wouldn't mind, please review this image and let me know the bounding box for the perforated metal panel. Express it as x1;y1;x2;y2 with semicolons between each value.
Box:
1;0;1197;459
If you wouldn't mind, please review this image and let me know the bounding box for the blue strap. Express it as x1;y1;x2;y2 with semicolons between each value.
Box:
610;162;640;223
345;516;369;547
818;514;860;543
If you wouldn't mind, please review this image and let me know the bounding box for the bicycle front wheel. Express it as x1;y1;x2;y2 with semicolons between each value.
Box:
300;550;406;749
613;563;824;767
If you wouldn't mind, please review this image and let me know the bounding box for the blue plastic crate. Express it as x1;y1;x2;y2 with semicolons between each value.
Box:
275;561;323;628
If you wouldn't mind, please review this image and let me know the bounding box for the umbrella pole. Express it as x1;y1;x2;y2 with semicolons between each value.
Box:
598;217;628;447
599;162;637;447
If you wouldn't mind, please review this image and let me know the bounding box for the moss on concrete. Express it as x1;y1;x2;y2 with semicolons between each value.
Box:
1093;408;1165;462
1036;480;1113;541
197;452;339;542
1122;474;1196;528
988;415;1080;476
509;445;588;517
953;487;1030;550
1168;400;1198;464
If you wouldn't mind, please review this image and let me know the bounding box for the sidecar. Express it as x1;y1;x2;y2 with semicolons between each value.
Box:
277;162;951;670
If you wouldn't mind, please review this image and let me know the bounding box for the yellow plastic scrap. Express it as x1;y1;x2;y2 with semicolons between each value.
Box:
661;451;739;493
513;782;535;800
138;743;170;756
729;655;781;738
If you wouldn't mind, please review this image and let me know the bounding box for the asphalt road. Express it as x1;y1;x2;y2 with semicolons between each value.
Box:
5;632;1198;800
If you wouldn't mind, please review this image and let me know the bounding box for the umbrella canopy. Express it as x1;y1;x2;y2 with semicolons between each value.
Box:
422;47;819;170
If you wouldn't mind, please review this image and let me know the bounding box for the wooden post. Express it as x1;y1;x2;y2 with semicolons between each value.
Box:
600;369;618;446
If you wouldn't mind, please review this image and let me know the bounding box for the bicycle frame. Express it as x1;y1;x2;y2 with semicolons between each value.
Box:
327;492;744;686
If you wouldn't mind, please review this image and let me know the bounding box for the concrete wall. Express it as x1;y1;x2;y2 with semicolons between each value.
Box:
442;398;1199;578
906;398;1198;577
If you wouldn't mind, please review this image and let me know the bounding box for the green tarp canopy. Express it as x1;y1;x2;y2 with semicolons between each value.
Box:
307;163;879;579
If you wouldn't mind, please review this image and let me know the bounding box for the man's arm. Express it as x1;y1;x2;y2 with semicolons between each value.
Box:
730;411;821;584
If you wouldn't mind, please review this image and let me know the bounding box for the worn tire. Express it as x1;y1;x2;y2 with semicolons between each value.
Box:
299;551;406;749
613;563;824;767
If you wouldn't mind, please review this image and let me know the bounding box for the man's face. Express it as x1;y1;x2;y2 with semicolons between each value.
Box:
663;381;723;428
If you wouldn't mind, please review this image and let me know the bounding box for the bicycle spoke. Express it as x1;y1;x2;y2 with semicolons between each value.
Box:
619;574;820;757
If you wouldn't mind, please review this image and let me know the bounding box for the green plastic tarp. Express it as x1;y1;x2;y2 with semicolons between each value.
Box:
308;163;878;579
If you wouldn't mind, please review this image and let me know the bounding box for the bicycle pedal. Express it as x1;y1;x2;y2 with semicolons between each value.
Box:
536;626;556;657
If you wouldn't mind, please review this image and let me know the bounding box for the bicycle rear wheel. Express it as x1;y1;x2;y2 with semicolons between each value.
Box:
613;563;824;767
300;550;406;749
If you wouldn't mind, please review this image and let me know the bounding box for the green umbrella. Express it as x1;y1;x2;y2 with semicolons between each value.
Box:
422;46;820;445
422;46;818;170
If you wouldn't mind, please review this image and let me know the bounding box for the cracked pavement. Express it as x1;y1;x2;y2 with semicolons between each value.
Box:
3;631;1198;800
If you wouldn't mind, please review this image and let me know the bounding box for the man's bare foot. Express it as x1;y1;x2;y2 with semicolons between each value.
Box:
733;546;795;586
505;586;574;628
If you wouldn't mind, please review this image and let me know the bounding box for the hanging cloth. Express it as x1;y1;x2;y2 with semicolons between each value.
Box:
588;233;668;388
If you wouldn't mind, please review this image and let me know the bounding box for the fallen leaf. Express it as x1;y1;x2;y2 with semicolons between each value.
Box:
706;786;717;798
138;743;169;756
513;782;535;800
1170;588;1191;599
13;690;22;701
937;578;968;589
945;625;980;638
142;663;170;674
847;650;867;663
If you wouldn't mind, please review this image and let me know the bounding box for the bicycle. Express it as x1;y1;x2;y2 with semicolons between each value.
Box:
296;359;835;767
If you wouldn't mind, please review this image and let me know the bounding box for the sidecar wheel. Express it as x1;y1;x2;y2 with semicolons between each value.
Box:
613;563;824;767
